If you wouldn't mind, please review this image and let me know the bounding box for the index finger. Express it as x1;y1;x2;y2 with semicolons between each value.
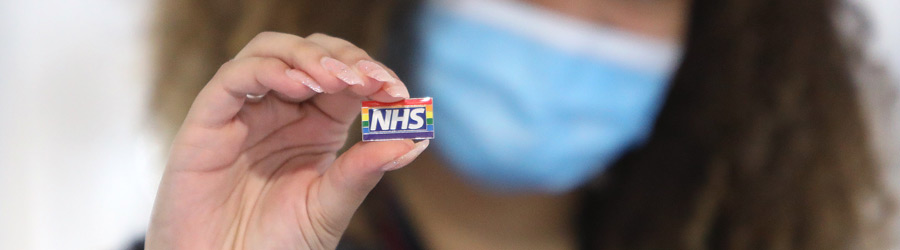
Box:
235;32;354;94
305;33;411;102
184;57;314;128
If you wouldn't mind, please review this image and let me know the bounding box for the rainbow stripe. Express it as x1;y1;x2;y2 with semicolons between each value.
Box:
361;97;434;141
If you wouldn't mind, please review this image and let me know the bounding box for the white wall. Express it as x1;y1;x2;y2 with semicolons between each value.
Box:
865;0;900;82
0;0;895;250
860;0;900;244
0;0;161;249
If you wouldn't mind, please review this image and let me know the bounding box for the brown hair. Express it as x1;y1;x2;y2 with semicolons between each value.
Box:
152;0;893;249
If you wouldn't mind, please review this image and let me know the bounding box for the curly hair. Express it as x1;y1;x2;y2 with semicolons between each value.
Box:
152;0;894;249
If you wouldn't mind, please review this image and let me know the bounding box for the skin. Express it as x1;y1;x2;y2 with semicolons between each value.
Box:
146;32;426;249
390;0;690;249
147;0;688;249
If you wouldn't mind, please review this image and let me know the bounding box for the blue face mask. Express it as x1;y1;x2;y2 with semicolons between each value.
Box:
415;0;681;193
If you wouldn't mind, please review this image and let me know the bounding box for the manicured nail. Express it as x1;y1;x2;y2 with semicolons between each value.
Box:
320;57;365;86
381;140;430;171
355;60;397;83
384;84;410;99
355;60;409;98
285;69;323;93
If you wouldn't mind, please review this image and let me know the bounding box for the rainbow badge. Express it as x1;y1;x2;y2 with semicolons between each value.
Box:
361;97;434;141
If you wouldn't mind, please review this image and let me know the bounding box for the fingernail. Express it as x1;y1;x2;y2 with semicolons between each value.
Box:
321;57;365;86
354;60;409;98
384;84;410;99
355;60;397;83
285;69;323;93
381;140;430;171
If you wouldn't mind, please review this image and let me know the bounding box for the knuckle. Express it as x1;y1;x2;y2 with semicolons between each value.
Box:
217;57;273;76
327;37;355;50
254;31;281;40
257;57;284;69
332;44;370;60
306;32;330;40
292;40;328;59
307;33;368;57
217;59;242;73
210;59;242;82
241;31;289;55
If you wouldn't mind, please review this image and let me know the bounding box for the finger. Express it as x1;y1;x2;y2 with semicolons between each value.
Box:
355;60;410;100
310;140;429;232
184;57;318;128
302;34;381;124
354;60;410;101
306;33;410;101
303;34;408;124
309;91;365;125
235;32;358;94
305;33;382;95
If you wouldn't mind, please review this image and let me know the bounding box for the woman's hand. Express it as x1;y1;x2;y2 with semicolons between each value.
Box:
146;32;428;250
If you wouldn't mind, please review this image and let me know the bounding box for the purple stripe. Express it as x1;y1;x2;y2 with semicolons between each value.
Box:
363;132;434;141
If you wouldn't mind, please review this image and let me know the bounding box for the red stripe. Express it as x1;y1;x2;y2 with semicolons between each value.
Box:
363;97;432;107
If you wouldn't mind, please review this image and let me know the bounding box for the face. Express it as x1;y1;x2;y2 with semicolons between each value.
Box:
523;0;690;41
418;0;687;193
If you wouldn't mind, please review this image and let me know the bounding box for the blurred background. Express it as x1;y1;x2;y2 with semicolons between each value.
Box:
0;0;897;249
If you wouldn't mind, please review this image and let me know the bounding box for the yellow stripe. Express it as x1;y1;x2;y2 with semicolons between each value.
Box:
426;111;433;118
361;114;369;121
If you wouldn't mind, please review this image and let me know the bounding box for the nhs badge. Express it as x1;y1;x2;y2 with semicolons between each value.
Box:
361;97;434;141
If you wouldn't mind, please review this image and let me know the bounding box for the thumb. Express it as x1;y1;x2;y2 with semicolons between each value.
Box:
311;139;429;235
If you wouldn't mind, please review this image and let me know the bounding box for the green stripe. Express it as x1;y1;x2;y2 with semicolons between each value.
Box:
426;118;433;124
362;121;369;127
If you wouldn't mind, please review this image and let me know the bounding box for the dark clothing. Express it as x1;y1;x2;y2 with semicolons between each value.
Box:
337;183;594;250
337;183;426;250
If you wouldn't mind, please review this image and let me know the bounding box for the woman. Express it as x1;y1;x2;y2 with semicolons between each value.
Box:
147;0;895;249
